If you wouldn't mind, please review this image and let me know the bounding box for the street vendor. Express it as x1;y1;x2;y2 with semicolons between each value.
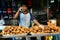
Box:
13;4;43;29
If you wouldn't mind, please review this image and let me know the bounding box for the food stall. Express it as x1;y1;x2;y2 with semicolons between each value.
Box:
0;21;60;40
0;0;60;40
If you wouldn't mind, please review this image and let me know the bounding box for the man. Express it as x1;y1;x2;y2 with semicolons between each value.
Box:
13;4;43;29
13;4;44;40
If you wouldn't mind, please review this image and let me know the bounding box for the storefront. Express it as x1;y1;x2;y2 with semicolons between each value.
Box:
0;0;60;40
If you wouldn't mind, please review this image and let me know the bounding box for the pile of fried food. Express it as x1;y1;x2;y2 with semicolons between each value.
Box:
44;21;60;33
29;25;44;34
1;26;29;35
0;21;60;35
29;21;60;34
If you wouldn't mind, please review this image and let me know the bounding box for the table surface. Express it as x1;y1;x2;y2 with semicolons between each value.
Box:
0;33;60;38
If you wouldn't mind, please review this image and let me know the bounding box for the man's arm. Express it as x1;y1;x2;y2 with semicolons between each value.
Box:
30;13;44;29
13;7;22;19
13;10;20;19
33;19;40;26
33;19;44;29
30;13;40;26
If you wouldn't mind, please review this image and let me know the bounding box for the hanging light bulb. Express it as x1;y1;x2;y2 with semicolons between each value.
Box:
50;0;54;3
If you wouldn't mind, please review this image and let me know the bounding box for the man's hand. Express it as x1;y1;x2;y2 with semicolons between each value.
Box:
18;7;23;11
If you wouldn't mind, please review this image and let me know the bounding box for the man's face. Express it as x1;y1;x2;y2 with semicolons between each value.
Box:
22;5;28;12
